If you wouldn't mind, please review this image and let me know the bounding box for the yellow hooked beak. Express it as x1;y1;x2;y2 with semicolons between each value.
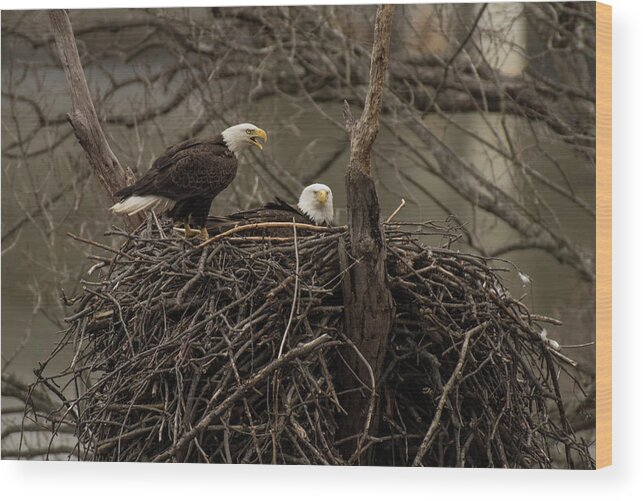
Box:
249;128;268;150
317;190;328;205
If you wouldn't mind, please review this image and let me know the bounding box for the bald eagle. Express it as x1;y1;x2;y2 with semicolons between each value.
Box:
206;183;334;235
110;123;267;240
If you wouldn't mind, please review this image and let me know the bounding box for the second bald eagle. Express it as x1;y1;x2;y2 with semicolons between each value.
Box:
110;123;267;240
206;184;334;236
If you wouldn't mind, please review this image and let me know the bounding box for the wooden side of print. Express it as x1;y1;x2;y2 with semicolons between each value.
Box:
596;1;612;469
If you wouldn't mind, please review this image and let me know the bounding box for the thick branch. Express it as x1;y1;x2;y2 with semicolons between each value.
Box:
349;5;395;174
338;4;396;462
48;10;142;228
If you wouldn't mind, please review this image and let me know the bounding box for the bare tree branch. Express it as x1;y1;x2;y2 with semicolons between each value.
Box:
48;10;142;228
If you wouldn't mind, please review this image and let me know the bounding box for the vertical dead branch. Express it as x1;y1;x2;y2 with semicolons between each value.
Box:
47;10;142;228
337;4;396;462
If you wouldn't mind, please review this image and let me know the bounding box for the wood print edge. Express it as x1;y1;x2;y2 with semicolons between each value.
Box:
595;0;612;469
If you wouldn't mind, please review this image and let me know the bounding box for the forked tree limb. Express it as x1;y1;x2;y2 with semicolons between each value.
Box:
48;10;142;229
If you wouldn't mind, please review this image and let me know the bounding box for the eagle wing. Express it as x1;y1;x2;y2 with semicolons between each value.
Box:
115;136;237;201
207;197;311;235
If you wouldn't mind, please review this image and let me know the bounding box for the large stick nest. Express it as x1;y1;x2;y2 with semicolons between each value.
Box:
27;216;593;467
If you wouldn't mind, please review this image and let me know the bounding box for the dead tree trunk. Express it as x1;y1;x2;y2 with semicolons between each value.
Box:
337;4;396;463
48;10;142;229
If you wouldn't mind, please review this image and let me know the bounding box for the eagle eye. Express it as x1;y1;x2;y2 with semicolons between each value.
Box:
246;128;253;135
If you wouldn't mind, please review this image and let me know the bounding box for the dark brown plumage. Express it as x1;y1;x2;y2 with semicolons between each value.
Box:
110;123;267;239
115;136;236;228
206;198;314;236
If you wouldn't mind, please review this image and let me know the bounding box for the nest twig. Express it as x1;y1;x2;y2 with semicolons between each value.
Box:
24;215;594;467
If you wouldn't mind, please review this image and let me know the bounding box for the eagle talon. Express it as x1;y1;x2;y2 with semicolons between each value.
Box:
199;228;209;241
178;223;202;239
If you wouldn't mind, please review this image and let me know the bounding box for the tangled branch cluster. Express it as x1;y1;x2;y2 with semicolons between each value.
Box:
26;217;593;467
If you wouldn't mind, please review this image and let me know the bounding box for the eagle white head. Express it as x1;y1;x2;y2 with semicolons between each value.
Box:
221;123;268;156
297;183;334;225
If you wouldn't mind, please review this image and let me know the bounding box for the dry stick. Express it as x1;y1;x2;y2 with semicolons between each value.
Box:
278;221;300;358
153;334;335;462
385;198;406;224
549;349;578;367
412;321;490;466
197;222;345;248
526;314;563;326
65;232;138;263
543;348;576;468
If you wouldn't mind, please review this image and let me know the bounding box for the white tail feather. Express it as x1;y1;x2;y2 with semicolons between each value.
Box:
110;195;172;216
